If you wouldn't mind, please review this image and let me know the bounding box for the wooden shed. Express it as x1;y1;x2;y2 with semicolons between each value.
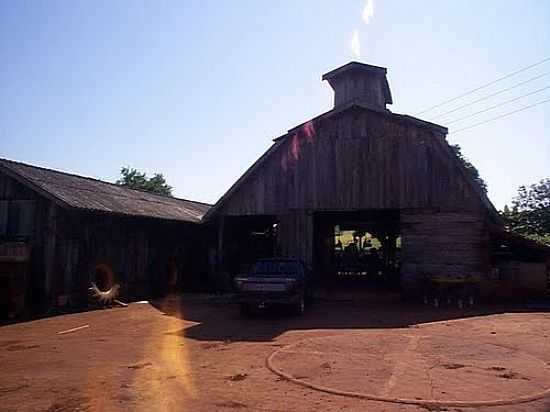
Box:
204;62;502;296
488;228;550;300
0;159;211;319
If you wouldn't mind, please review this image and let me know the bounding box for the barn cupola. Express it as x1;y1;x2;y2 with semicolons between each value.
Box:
322;62;393;111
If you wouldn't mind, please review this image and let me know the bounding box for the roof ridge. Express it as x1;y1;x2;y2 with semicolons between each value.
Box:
0;157;212;207
278;102;447;142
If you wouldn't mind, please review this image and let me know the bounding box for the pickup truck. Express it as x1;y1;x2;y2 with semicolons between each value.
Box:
234;258;312;316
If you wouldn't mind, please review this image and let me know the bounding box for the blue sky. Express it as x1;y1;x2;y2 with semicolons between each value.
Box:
1;1;549;208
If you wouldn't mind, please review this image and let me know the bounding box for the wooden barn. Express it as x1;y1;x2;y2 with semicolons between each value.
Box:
0;159;210;319
2;62;546;317
204;61;506;297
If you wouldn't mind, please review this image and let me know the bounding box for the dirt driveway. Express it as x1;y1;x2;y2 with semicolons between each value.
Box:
1;295;550;412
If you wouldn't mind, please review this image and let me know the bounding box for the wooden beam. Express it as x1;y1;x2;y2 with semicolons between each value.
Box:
43;201;57;299
217;216;225;272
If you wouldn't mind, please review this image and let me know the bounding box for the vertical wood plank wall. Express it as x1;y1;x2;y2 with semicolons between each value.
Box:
400;210;490;295
0;172;52;309
52;211;209;303
219;109;483;215
277;211;313;265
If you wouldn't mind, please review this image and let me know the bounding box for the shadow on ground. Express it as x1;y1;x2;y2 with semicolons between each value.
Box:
151;292;527;343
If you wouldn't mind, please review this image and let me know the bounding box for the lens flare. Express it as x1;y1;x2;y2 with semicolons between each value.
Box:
291;134;300;160
280;121;317;171
362;0;374;24
350;30;360;57
133;296;198;412
303;121;315;143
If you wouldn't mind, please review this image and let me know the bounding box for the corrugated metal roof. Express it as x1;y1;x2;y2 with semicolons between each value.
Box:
0;158;210;223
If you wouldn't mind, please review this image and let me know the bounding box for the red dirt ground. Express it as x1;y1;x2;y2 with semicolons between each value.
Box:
1;294;550;412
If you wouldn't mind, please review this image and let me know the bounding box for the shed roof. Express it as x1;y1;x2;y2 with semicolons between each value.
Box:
321;61;387;80
0;158;210;223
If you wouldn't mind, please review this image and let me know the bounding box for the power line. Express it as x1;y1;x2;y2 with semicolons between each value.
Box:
445;85;550;125
416;56;550;115
450;98;550;134
431;71;550;121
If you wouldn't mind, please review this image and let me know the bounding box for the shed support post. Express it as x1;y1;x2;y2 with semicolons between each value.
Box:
277;211;313;267
217;216;225;272
44;201;57;305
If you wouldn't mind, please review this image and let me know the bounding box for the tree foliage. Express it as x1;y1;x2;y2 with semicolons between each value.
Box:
116;166;173;196
502;179;550;245
450;144;488;193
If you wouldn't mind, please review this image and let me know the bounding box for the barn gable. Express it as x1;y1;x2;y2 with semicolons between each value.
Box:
206;104;497;219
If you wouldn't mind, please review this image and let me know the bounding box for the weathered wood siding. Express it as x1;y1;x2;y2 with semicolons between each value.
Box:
219;108;484;216
0;171;54;311
400;210;490;295
277;212;313;264
0;172;41;237
52;210;209;304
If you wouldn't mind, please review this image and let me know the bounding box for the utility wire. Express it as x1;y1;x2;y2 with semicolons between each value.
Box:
445;85;550;125
450;98;550;134
416;56;550;115
431;71;550;121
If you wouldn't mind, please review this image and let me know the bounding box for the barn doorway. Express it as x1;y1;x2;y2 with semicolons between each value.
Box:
314;210;400;290
221;215;278;276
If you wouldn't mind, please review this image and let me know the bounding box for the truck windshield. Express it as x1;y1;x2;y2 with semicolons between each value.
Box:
252;261;301;277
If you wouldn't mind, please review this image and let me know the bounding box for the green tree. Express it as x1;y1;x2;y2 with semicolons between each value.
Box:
502;179;550;245
450;144;488;193
116;166;173;196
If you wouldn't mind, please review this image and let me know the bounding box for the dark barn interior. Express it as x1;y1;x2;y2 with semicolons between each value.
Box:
314;210;401;289
218;214;278;275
